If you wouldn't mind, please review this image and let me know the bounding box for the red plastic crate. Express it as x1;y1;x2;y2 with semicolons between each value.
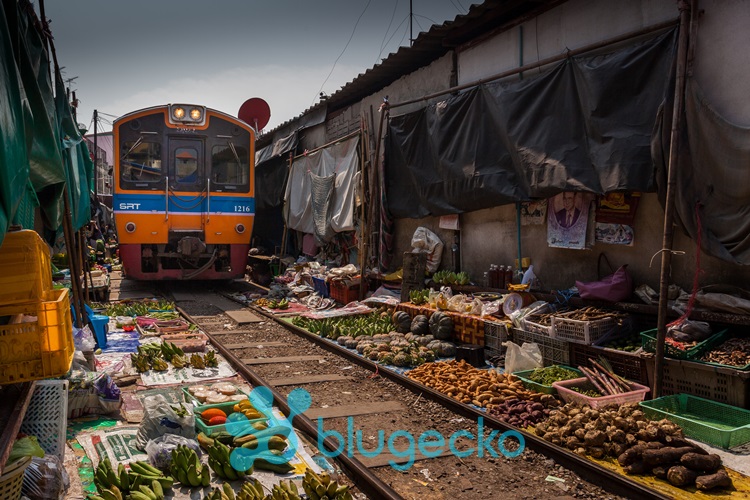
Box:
329;278;366;304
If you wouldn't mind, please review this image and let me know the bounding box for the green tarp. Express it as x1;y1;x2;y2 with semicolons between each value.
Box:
0;0;94;246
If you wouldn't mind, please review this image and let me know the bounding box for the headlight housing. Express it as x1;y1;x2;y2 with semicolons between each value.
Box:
168;104;206;126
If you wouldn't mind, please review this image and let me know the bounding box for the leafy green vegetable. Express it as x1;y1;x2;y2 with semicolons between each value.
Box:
526;365;580;386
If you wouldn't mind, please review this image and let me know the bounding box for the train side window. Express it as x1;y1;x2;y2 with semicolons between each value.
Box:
211;143;248;191
121;140;162;186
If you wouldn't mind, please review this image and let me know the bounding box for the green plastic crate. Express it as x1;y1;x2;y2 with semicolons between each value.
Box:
639;394;750;449
693;333;750;371
640;328;726;360
194;400;269;436
512;365;582;394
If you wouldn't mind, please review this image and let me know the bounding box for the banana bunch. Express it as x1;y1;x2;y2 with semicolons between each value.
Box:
237;479;267;500
204;350;219;367
203;482;257;500
255;298;270;307
171;354;188;368
267;298;289;310
130;353;151;373
137;343;162;358
190;353;206;369
151;357;169;371
160;341;184;360
169;444;211;488
207;440;250;480
90;458;172;500
267;480;301;500
303;470;352;500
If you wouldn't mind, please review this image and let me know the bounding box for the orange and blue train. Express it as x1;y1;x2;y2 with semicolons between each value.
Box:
113;104;255;280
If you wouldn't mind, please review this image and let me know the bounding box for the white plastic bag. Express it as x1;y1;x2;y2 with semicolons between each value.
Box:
135;395;195;450
145;434;201;471
411;227;444;273
21;455;69;500
503;341;543;374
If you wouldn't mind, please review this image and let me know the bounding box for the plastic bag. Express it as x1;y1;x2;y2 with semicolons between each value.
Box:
411;227;444;273
8;436;45;463
145;434;202;471
73;325;96;352
447;294;468;313
135;395;195;450
503;341;543;374
21;455;69;500
576;265;633;302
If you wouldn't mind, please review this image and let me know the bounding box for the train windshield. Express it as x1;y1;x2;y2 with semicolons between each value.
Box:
211;143;249;191
121;140;162;186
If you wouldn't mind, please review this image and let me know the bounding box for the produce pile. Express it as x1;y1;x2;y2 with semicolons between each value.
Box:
409;288;429;305
535;403;733;491
521;365;580;386
89;457;173;500
255;297;289;310
408;360;543;408
97;299;176;317
291;311;393;339
557;307;628;322
599;329;642;352
574;358;636;397
432;270;470;286
489;397;560;427
130;342;218;373
699;337;750;368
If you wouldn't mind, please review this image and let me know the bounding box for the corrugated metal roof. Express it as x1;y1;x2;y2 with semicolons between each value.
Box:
258;0;559;147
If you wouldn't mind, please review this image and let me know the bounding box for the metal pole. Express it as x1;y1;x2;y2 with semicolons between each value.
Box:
279;151;293;259
409;0;413;46
93;109;98;196
655;0;691;398
358;123;367;300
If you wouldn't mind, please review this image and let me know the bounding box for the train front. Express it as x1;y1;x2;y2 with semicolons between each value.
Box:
113;104;255;280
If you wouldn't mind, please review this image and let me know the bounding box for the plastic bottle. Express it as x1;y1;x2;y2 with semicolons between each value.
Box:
504;265;513;288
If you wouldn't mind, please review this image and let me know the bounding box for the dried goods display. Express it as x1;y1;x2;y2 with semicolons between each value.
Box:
699;337;750;368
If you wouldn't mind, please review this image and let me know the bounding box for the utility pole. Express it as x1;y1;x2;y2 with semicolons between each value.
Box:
410;0;413;46
93;109;98;196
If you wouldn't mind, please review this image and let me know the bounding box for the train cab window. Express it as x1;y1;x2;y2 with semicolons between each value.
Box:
211;143;249;192
121;140;162;187
175;147;199;184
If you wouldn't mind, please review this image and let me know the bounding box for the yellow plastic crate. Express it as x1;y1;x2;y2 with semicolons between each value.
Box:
0;288;74;385
0;230;52;305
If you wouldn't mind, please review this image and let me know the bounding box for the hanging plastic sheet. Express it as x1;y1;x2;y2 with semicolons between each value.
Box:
385;28;677;218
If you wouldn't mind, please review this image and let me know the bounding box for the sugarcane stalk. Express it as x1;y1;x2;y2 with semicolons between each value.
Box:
579;366;611;396
591;359;633;391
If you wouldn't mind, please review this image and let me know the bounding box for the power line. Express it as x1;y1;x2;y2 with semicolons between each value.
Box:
312;0;373;107
379;14;410;60
375;0;400;65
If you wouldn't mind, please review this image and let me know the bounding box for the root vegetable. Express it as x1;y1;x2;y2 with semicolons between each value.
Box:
652;466;669;479
642;446;694;467
667;465;698;487
574;428;586;440
624;461;648;475
664;435;705;453
584;430;606;447
695;469;732;491
618;445;645;467
588;446;605;459
565;436;580;450
680;453;721;474
609;429;626;443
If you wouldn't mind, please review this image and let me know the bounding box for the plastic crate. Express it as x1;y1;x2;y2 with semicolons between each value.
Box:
513;365;583;394
569;342;651;385
553;377;650;409
0;456;31;500
484;321;509;351
329;278;365;304
0;288;74;385
551;312;619;345
20;380;69;460
694;334;750;371
0;230;52;305
312;276;329;298
640;328;727;360
646;357;750;409
194;400;269;436
639;394;750;449
520;317;554;336
512;328;570;366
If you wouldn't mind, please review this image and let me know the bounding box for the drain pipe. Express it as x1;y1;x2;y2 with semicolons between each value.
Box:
176;306;404;500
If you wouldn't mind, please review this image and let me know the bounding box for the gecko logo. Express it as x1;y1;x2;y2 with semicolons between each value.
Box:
227;387;525;472
227;386;311;472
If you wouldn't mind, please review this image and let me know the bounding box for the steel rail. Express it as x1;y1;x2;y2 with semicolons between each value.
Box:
175;305;404;500
212;292;670;500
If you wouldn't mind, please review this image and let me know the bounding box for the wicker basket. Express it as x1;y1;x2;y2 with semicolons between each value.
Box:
0;456;32;500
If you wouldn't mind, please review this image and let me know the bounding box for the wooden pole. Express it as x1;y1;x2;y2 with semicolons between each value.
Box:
81;231;90;303
358;122;367;300
370;102;388;272
62;188;84;327
655;0;691;398
279;151;293;259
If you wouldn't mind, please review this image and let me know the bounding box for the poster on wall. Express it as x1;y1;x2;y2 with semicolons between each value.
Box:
520;200;547;225
547;192;592;250
595;223;634;246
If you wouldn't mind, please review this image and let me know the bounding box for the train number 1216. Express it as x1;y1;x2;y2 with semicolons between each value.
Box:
234;205;253;213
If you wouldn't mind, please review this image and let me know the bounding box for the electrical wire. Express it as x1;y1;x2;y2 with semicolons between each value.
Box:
312;0;373;107
375;0;400;65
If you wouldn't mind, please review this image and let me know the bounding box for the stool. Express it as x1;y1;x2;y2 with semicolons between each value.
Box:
71;303;110;349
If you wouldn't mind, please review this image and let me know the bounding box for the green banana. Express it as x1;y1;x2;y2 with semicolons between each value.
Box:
119;468;130;491
139;485;157;500
126;492;151;500
187;463;202;487
100;487;120;500
222;482;236;500
135;460;163;476
201;466;211;487
253;458;294;473
222;461;238;481
151;479;163;500
129;472;143;490
176;467;188;486
87;495;106;500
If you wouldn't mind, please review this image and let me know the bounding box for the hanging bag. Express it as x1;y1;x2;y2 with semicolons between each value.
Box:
575;253;633;302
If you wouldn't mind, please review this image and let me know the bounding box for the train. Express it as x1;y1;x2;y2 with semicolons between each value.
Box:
113;104;256;280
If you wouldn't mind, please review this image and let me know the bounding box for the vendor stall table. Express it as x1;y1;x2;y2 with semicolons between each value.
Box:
395;302;493;345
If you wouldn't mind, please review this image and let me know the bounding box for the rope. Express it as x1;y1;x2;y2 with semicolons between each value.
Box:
668;202;703;327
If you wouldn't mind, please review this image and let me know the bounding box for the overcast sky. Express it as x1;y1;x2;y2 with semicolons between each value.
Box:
43;0;468;133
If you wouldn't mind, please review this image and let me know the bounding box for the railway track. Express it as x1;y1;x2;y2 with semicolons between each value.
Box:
166;283;667;500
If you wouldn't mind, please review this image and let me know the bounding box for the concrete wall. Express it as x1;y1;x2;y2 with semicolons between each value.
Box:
301;0;750;292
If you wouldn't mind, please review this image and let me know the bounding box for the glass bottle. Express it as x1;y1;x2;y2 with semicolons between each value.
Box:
504;265;513;288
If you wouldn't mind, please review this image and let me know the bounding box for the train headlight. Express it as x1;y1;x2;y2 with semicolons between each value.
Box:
190;108;202;121
235;223;246;234
172;107;185;120
125;222;136;233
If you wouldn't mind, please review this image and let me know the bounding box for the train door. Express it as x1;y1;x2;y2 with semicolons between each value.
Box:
168;138;205;230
